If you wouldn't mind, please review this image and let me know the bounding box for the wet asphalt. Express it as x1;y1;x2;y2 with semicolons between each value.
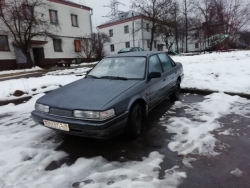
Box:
43;94;250;188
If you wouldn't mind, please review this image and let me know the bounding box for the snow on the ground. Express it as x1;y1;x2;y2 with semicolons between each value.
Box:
230;168;243;177
161;92;250;156
0;96;186;188
172;51;250;94
0;75;84;101
0;66;42;76
46;67;91;76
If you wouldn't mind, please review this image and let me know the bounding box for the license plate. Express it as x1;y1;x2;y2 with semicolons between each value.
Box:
43;120;70;131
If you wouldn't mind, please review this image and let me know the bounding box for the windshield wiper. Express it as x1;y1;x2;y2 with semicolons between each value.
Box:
87;75;100;79
100;76;128;80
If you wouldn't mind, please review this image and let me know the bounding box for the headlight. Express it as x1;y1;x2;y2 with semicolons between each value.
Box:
73;109;115;120
35;103;49;113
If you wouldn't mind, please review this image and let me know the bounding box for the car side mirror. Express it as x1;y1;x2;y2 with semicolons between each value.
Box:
148;72;161;79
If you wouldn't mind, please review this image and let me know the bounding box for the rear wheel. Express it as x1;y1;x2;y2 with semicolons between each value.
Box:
126;103;142;138
170;80;181;101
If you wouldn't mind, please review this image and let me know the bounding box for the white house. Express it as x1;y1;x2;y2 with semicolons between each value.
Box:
97;11;165;55
0;0;93;71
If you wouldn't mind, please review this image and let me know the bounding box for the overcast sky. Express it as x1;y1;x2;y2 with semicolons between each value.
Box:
70;0;131;30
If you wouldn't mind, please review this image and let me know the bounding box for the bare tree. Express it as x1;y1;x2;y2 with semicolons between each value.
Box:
78;33;111;61
0;0;59;67
131;0;173;51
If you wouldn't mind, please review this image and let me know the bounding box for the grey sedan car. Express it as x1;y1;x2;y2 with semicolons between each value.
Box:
31;51;184;139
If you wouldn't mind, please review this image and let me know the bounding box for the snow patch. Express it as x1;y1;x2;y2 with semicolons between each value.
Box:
230;168;243;177
162;93;250;156
0;99;186;188
0;66;42;76
172;51;250;94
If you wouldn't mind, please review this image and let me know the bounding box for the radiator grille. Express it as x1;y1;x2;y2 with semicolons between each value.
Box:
49;108;73;117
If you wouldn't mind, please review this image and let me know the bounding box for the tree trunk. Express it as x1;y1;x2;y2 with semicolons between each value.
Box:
150;26;155;51
24;51;34;68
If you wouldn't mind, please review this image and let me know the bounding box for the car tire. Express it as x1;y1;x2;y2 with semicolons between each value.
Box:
126;103;143;138
170;80;181;101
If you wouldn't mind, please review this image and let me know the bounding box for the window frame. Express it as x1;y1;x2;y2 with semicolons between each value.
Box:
195;43;199;49
22;4;33;19
125;42;130;48
157;53;174;72
53;39;63;52
124;25;129;34
71;14;78;27
74;39;81;52
0;35;10;51
148;54;163;74
49;9;58;24
109;29;113;37
110;44;115;52
146;23;150;32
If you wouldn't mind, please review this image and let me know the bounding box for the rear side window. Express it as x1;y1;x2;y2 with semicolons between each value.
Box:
158;53;173;72
148;55;162;73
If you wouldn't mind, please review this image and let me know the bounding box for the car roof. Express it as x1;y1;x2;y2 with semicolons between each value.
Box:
106;51;165;58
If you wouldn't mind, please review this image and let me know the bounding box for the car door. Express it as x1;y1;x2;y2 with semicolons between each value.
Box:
147;55;164;109
157;53;177;95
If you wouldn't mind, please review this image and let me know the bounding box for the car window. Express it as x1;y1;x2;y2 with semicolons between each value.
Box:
148;55;163;73
158;53;173;72
89;57;146;79
133;48;138;52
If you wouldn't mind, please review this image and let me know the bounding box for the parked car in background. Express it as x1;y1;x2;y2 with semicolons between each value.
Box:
31;51;184;139
118;47;144;54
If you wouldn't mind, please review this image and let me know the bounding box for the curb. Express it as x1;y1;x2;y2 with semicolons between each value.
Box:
181;88;250;99
1;88;250;107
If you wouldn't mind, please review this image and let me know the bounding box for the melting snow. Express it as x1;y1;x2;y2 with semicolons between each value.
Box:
0;95;186;188
162;93;250;156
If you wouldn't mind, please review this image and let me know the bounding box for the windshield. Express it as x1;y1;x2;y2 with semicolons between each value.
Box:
119;48;132;52
88;57;146;80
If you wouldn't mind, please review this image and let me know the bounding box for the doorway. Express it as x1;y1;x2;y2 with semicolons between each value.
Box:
32;48;45;66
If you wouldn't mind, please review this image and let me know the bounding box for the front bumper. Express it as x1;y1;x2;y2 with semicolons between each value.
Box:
31;110;128;139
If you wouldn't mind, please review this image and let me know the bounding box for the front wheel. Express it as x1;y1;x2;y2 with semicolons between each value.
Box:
170;80;181;101
126;103;142;138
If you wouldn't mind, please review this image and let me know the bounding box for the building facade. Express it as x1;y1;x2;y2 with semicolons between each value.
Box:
0;0;93;71
97;11;165;55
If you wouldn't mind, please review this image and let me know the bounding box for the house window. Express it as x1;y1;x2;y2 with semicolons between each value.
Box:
0;35;10;51
109;29;113;37
71;14;78;27
154;41;157;48
22;4;32;19
125;42;130;48
0;0;5;15
74;40;81;52
124;25;129;34
194;32;199;39
146;23;149;32
53;39;62;52
49;10;58;24
110;44;115;52
195;43;199;48
147;40;150;48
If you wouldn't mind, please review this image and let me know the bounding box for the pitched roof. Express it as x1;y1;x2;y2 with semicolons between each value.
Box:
49;0;92;11
97;10;142;29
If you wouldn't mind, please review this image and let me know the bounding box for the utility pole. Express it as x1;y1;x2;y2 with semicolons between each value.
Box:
184;0;188;53
103;0;125;19
132;12;135;47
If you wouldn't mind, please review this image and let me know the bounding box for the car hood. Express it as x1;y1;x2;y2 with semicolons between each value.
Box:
37;78;141;111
